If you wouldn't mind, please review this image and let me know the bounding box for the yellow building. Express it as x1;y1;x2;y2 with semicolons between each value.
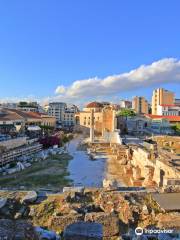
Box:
132;96;149;114
75;102;116;136
41;115;56;128
152;88;174;115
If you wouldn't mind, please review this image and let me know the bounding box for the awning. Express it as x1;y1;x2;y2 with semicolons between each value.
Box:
27;126;41;131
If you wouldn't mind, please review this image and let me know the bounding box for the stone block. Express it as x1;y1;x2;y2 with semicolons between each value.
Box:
85;212;119;237
0;219;38;240
49;213;84;232
64;221;103;240
132;180;143;187
156;213;180;229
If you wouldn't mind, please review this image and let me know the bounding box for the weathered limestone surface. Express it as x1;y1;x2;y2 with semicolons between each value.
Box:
0;219;38;240
156;213;180;229
132;166;142;180
1;189;179;239
85;212;119;237
143;166;157;187
93;191;133;224
49;213;84;232
64;221;103;240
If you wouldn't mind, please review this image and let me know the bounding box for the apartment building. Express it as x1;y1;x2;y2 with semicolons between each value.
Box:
132;96;149;114
18;101;45;113
119;100;132;109
47;102;78;127
152;88;174;115
175;99;180;107
157;104;180;116
1;101;45;113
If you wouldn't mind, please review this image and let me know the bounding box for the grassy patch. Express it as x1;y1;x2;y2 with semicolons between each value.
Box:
0;153;73;190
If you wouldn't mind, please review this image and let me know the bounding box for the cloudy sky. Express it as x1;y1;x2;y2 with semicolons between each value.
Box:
0;0;180;105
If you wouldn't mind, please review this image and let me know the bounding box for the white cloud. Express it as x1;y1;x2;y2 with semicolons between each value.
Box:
55;85;66;94
54;58;180;101
1;58;179;106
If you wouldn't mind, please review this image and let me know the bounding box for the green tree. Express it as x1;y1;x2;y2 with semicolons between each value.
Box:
117;108;136;117
171;123;180;134
40;125;54;131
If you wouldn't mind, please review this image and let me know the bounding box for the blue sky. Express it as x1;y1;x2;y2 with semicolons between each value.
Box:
0;0;180;104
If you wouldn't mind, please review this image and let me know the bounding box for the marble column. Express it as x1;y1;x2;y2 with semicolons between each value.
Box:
90;109;95;143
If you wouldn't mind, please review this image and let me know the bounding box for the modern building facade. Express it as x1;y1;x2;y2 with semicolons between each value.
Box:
150;118;173;135
157;104;180;116
47;102;78;127
175;99;180;107
17;102;40;112
126;116;150;134
132;96;149;114
152;88;174;115
119;100;132;109
145;114;180;125
1;101;45;113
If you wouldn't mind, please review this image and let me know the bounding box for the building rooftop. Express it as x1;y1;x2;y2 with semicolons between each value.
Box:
0;109;42;121
8;109;42;120
0;109;24;121
145;114;180;122
159;104;176;107
86;102;103;108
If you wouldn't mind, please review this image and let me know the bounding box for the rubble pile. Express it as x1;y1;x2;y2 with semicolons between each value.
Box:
0;219;39;240
0;189;180;239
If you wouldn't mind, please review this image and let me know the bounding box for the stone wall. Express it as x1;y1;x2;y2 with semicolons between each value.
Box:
153;136;180;153
0;137;27;150
131;146;180;187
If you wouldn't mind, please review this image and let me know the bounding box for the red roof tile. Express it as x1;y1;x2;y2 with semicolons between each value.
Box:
86;102;103;108
145;114;180;122
159;104;176;107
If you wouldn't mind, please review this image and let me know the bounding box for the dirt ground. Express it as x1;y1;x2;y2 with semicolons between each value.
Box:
106;154;131;186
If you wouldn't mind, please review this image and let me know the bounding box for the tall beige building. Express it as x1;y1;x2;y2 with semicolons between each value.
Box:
132;96;149;114
152;88;174;115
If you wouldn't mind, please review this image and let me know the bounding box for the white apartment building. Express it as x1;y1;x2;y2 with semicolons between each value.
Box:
1;101;45;113
47;102;78;127
119;100;132;109
157;104;180;116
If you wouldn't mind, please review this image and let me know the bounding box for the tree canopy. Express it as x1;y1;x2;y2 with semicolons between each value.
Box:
171;123;180;134
117;108;136;117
